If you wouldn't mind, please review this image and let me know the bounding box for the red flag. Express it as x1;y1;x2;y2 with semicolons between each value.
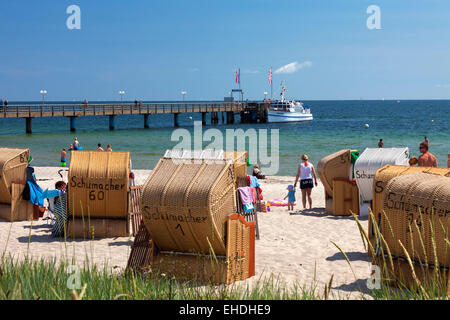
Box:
269;68;272;84
235;69;240;84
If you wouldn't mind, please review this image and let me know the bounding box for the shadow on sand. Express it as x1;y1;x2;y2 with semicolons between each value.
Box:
22;224;52;230
326;251;371;263
17;234;72;244
17;233;133;245
289;208;369;222
108;241;133;247
333;278;371;296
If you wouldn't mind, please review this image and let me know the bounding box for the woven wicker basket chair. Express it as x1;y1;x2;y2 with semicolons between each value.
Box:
369;165;450;256
0;147;33;221
370;166;450;290
134;155;255;284
140;157;235;255
66;150;131;238
317;149;355;197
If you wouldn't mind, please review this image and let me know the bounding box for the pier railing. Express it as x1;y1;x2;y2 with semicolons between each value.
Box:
0;102;243;118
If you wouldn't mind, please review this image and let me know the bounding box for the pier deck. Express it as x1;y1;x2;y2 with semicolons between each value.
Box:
0;101;268;133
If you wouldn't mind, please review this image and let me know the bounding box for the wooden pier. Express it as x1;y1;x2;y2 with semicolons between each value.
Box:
0;101;269;133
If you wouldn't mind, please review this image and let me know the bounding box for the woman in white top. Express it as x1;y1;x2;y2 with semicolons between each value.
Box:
294;154;318;210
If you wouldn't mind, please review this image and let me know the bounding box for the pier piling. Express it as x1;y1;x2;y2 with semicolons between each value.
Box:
109;115;116;130
25;117;32;134
70;116;77;132
211;112;219;125
201;112;206;126
144;114;150;128
226;111;235;124
174;113;179;127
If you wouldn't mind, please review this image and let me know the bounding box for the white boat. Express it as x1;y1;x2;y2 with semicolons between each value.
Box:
267;84;313;123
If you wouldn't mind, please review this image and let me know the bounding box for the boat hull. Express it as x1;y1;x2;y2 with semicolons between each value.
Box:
267;111;313;123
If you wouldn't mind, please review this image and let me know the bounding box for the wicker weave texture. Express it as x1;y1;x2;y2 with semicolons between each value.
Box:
372;165;450;221
127;222;153;271
379;172;449;267
374;259;449;291
0;183;34;222
369;165;450;254
140;158;235;255
226;215;252;283
332;179;359;216
67;217;128;238
0;148;29;204
145;214;255;284
224;151;248;188
68;151;130;218
317;149;353;196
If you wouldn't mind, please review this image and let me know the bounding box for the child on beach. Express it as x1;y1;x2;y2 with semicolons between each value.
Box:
60;148;67;167
284;185;296;211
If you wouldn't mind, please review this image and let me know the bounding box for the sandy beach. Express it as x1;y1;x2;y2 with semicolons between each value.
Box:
0;167;371;299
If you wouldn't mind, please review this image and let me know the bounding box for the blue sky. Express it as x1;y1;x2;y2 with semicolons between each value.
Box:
1;0;450;101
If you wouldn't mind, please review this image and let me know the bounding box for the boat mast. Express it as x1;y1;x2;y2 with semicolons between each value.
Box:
270;66;273;100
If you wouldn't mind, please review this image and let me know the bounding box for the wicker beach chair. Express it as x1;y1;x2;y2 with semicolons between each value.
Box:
66;151;131;238
128;155;255;284
370;167;450;291
0;148;34;221
368;165;450;258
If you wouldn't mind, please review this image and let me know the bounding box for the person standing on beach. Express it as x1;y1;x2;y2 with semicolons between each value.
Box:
60;148;67;167
96;143;104;151
378;139;384;148
106;144;112;151
284;185;296;211
294;154;318;210
418;142;437;167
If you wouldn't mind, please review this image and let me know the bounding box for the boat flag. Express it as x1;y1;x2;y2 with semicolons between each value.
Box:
235;68;240;85
269;68;272;84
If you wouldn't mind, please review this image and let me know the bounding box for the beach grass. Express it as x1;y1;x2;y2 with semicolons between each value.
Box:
0;254;328;300
338;209;450;300
1;193;448;300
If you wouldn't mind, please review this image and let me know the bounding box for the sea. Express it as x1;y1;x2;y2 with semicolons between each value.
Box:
0;100;448;176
